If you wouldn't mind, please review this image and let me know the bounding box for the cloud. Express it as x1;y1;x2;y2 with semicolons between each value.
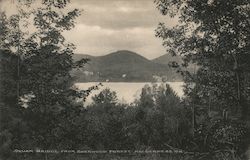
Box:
63;24;166;59
68;0;177;30
63;0;178;59
0;0;178;59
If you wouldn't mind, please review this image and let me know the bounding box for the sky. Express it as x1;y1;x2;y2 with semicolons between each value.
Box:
0;0;178;59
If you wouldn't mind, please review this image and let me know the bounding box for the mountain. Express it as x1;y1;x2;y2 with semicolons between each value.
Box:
72;54;95;61
71;50;182;82
152;53;182;65
152;53;197;73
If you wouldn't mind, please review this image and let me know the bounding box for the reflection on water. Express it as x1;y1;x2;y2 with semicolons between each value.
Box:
75;82;184;105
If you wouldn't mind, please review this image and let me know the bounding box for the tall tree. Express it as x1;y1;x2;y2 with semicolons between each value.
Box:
0;11;27;160
0;1;89;157
155;0;250;119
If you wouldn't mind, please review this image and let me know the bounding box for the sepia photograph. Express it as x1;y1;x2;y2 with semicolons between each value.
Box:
0;0;249;159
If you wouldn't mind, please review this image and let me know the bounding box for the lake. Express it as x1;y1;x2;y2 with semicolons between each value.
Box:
75;82;184;105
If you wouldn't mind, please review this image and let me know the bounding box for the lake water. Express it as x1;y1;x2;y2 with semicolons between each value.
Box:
75;82;184;105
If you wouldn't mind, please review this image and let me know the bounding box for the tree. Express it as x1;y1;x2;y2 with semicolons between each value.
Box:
155;0;250;119
0;12;27;160
92;88;118;107
85;89;128;150
0;49;23;160
0;1;89;159
0;50;18;108
155;0;250;157
127;83;190;149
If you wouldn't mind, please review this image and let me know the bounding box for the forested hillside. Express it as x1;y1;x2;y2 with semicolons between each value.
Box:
72;50;182;82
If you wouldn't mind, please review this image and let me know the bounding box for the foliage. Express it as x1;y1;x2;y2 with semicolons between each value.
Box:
0;1;88;159
194;119;247;152
155;0;250;158
155;0;250;119
0;50;23;160
92;88;118;106
84;89;129;150
127;83;191;149
0;50;18;106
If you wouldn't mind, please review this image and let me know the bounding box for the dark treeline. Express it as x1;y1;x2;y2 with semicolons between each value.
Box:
0;0;250;160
